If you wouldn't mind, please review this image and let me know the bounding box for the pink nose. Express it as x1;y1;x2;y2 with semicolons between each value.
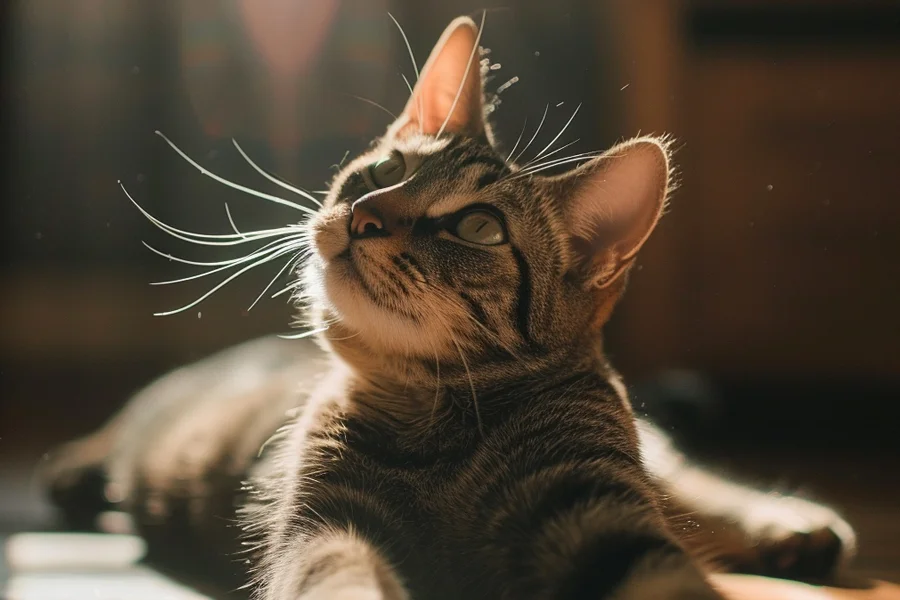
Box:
350;205;385;239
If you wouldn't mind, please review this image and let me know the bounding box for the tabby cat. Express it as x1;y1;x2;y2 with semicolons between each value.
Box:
42;16;856;600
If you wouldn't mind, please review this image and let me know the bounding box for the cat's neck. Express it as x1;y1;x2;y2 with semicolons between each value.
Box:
335;338;628;430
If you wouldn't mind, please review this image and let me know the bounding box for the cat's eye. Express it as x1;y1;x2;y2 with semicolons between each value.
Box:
368;152;407;189
453;210;506;246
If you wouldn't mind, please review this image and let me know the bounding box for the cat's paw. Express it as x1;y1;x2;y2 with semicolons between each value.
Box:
39;435;112;529
741;495;856;582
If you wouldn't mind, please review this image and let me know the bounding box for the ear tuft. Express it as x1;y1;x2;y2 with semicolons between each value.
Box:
554;135;673;288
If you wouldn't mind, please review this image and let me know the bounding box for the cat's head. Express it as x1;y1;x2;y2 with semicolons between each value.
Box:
304;17;672;384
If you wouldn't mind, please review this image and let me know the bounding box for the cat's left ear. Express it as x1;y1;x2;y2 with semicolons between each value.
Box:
389;16;486;138
552;136;672;289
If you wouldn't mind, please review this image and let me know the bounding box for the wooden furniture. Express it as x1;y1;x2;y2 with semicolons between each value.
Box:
607;0;900;380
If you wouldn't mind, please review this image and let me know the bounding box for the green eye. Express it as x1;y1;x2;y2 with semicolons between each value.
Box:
454;210;506;245
368;152;406;188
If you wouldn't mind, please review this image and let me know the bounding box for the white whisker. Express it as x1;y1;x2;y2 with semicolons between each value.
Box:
506;117;528;162
510;151;605;179
231;138;322;207
153;245;303;317
400;72;415;98
529;103;581;164
278;326;329;340
449;334;482;436
517;149;606;176
146;237;306;285
521;138;580;171
247;248;309;311
388;12;420;80
347;94;398;120
271;278;307;299
399;72;421;133
142;236;302;269
436;10;486;138
512;104;549;164
224;203;246;238
120;181;302;245
155;131;316;215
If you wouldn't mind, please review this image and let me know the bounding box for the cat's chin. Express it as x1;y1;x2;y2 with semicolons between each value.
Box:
315;258;459;359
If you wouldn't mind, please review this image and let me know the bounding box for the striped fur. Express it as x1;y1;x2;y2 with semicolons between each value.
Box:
41;15;855;600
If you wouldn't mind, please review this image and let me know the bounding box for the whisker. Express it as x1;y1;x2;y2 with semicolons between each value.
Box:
449;334;483;436
247;248;309;311
153;245;303;317
142;236;302;268
528;103;581;165
278;326;330;340
520;138;580;171
155;131;316;215
121;181;302;245
346;94;398;120
506;117;528;162
389;11;423;129
436;10;486;138
271;278;307;299
512;104;549;165
146;237;306;285
224;203;246;238
388;12;420;80
231;138;322;207
399;72;421;133
516;149;606;176
509;152;605;179
429;345;441;427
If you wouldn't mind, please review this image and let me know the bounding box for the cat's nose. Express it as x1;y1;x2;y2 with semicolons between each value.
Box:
349;204;386;239
349;188;409;239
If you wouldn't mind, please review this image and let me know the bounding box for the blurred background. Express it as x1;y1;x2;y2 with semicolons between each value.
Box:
1;0;898;583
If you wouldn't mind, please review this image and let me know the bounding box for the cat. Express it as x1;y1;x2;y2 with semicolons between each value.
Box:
41;15;856;600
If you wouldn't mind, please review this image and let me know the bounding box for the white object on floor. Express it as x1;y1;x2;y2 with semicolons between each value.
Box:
3;532;212;600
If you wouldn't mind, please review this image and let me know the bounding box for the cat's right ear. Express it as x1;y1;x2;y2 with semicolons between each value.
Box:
387;17;487;139
551;136;672;290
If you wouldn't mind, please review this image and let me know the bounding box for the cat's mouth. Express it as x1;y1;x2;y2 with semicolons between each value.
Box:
330;245;421;321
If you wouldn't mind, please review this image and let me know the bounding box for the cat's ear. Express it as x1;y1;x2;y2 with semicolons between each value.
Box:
391;17;486;138
553;136;672;289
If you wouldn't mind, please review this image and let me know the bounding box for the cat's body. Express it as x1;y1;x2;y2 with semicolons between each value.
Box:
43;16;855;600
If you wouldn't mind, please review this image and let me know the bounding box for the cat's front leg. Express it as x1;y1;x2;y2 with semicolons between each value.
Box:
264;528;408;600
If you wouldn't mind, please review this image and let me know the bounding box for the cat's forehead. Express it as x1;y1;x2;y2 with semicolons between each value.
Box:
384;133;452;158
333;133;517;219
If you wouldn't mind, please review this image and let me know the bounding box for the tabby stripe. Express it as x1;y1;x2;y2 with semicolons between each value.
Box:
458;154;508;173
510;246;533;344
458;291;490;326
399;252;425;277
475;455;646;530
376;262;410;297
493;417;637;468
348;256;379;303
490;471;645;542
557;533;681;599
476;171;500;189
392;255;415;282
301;485;406;554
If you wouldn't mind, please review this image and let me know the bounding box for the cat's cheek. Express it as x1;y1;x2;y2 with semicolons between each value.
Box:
311;205;351;261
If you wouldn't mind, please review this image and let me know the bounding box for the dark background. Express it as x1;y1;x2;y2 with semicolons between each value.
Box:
1;0;899;582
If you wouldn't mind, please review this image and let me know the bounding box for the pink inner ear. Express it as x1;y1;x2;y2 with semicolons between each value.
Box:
564;139;669;285
570;145;665;261
400;17;485;137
